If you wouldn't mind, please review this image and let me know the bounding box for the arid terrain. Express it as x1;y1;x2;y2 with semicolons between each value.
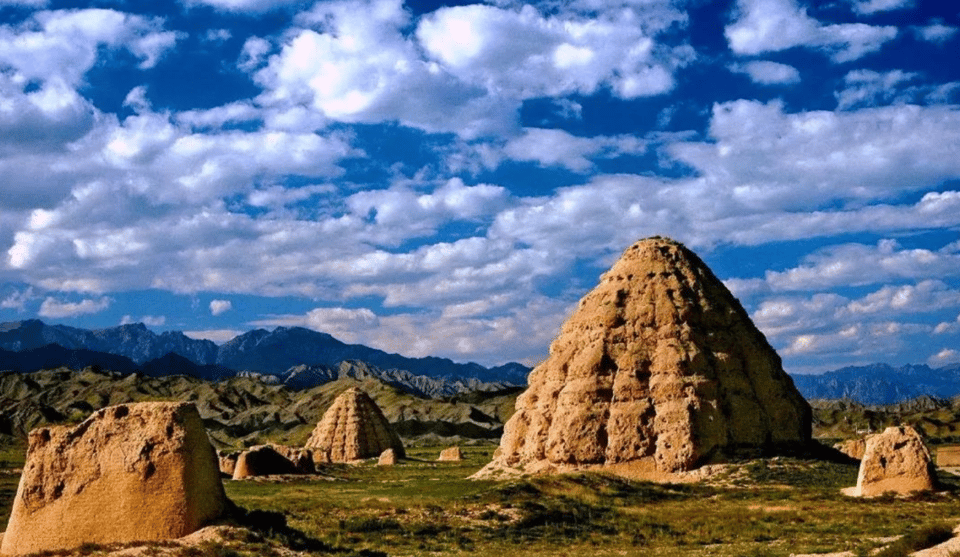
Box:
3;368;960;556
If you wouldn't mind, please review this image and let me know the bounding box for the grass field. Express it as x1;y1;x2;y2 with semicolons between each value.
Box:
219;446;960;556
2;443;960;555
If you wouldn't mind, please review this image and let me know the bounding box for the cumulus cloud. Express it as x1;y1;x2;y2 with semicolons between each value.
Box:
730;60;800;85
209;299;232;315
725;0;897;62
0;9;182;85
762;240;960;291
252;0;508;138
929;348;960;367
0;287;35;311
915;22;958;44
417;3;691;99
38;296;111;318
251;297;569;365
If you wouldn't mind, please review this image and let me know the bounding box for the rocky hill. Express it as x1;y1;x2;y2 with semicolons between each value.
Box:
0;320;530;384
0;367;522;448
792;363;960;405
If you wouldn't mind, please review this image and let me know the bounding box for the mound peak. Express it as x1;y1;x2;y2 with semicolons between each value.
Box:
478;237;811;477
304;387;405;462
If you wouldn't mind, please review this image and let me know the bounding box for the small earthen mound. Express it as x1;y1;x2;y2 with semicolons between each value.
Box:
438;446;463;461
304;387;405;463
834;439;866;460
218;450;240;476
846;425;936;497
475;237;811;479
232;445;314;479
378;448;398;466
0;402;227;556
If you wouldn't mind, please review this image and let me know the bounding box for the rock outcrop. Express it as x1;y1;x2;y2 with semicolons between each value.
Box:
218;450;240;476
847;425;936;497
476;237;811;478
438;446;463;461
304;387;405;463
1;402;227;555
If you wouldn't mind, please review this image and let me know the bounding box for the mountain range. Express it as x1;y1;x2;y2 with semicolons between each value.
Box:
792;363;960;405
0;319;531;384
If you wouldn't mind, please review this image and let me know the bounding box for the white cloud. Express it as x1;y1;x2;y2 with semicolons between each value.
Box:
503;128;646;172
670;101;960;215
182;329;243;344
0;10;182;86
38;296;111;318
833;69;958;110
0;287;35;311
846;280;960;315
914;23;958;44
730;60;800;85
850;0;914;15
252;0;509;138
934;314;960;335
929;348;960;367
180;0;300;12
417;3;689;100
726;0;897;62
120;314;165;326
209;299;232;315
762;239;960;291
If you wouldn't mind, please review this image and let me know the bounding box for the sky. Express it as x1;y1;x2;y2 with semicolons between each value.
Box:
0;0;958;374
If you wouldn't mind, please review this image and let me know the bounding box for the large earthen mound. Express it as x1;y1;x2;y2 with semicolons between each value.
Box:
846;425;936;497
1;402;227;555
476;237;811;478
304;387;405;462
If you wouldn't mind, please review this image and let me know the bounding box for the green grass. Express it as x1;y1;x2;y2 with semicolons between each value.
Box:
3;444;960;556
219;447;960;556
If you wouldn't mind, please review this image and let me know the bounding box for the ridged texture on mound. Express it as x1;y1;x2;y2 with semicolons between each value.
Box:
304;387;405;462
853;425;936;496
484;237;811;474
1;402;227;555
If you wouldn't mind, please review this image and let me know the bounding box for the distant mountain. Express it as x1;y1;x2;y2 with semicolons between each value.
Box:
0;320;531;385
0;344;139;375
0;319;218;365
279;360;519;398
792;363;960;405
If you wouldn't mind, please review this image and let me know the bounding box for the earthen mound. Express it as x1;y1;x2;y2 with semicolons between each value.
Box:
846;425;936;497
438;446;463;461
304;387;405;462
834;439;866;460
232;445;314;479
0;402;227;555
378;448;398;466
475;237;811;478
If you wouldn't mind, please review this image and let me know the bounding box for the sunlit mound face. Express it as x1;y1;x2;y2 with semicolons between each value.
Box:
485;237;812;476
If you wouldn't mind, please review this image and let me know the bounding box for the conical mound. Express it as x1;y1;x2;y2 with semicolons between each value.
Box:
305;387;405;462
480;237;811;477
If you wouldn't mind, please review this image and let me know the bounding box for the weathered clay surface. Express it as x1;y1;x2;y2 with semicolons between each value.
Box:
834;439;866;460
378;448;398;466
849;425;936;497
476;237;811;477
305;387;405;462
438;446;463;461
232;444;314;479
1;402;227;555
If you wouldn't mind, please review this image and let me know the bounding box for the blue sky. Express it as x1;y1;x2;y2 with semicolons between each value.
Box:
0;0;958;374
